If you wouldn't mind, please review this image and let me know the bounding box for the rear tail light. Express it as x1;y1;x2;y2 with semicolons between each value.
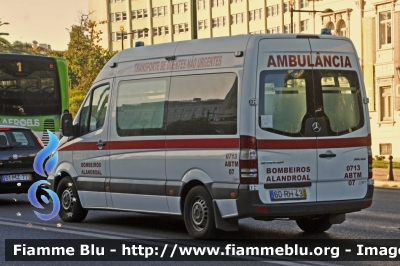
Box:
368;146;373;179
363;200;372;208
240;135;258;184
31;130;44;147
0;128;10;131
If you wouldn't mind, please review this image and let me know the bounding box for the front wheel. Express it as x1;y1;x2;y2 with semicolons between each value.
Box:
296;215;332;233
56;176;88;222
184;186;217;239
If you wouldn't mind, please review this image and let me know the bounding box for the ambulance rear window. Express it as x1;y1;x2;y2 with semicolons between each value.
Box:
259;69;364;137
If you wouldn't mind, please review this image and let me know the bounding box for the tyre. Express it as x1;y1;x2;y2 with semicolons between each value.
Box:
184;186;217;239
56;176;88;222
296;215;332;233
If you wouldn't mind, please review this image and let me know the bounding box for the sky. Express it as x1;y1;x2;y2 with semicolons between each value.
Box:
0;0;88;51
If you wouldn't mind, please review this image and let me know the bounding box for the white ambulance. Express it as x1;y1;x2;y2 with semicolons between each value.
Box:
50;33;374;239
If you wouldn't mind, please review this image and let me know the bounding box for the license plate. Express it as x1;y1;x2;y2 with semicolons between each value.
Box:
270;188;307;201
1;174;32;182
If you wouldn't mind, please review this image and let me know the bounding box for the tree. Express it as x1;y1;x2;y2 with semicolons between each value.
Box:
63;15;115;115
0;19;11;47
0;40;38;54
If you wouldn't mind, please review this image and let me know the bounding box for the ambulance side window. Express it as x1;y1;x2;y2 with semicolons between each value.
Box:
116;78;168;136
79;95;91;136
79;84;110;135
166;73;237;135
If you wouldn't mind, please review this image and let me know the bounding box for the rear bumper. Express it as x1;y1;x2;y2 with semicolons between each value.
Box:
235;184;374;219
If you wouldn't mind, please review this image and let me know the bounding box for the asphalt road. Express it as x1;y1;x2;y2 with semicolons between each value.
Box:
0;187;399;266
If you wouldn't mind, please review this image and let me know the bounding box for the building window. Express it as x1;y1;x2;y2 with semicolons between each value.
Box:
231;13;244;24
198;19;208;30
173;23;189;34
326;21;335;35
110;0;125;3
380;86;392;121
121;29;148;39
212;0;226;7
132;9;148;20
272;5;278;16
337;19;346;37
198;0;207;9
112;32;126;41
250;30;262;34
173;3;188;14
137;10;143;19
110;12;127;22
300;19;309;32
267;27;280;33
153;26;170;36
111;32;127;41
284;24;290;33
249;9;262;21
231;0;243;3
300;0;309;8
284;2;290;13
267;5;280;17
153;6;168;17
212;17;226;27
379;143;392;155
379;11;391;48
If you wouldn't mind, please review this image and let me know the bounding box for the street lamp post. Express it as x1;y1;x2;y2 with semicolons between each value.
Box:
120;25;125;50
289;2;333;34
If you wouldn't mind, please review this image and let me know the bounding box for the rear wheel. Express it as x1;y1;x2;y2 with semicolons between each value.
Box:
296;215;332;233
56;176;88;222
184;186;217;239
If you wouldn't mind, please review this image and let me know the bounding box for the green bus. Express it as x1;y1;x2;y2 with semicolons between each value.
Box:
0;53;69;144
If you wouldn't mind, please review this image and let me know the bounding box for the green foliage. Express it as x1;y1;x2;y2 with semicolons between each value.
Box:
373;159;400;169
374;155;386;161
0;19;11;46
63;17;116;115
0;40;43;54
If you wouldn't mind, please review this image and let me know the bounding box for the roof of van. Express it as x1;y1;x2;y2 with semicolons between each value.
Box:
94;34;353;83
116;34;350;61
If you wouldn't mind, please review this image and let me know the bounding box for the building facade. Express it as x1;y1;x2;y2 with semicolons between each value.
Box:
88;0;400;160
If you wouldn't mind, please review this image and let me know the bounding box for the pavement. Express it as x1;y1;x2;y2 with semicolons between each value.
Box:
373;168;400;189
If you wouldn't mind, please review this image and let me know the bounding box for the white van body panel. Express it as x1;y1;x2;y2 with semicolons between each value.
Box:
51;35;373;237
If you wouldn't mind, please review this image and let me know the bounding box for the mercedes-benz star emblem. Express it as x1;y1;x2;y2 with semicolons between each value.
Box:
12;154;18;159
311;122;321;133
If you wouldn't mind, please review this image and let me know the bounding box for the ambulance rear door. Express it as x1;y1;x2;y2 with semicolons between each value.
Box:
256;37;318;205
309;38;370;201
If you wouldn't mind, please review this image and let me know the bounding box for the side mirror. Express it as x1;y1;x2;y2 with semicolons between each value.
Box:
61;113;74;137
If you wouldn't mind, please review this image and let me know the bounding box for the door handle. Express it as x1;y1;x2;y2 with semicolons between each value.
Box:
96;140;106;149
319;153;336;158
